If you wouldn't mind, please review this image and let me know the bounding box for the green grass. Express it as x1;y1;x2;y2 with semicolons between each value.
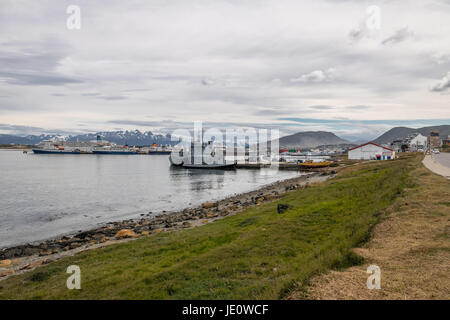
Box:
0;156;418;299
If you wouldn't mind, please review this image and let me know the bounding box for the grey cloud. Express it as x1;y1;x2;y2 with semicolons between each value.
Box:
0;1;448;132
431;53;450;65
348;26;367;43
0;39;82;86
307;105;370;111
290;68;336;83
348;19;375;43
252;107;295;116
121;88;151;93
97;95;128;100
201;79;214;86
0;124;45;135
0;123;80;136
345;105;370;110
309;105;335;110
108;119;290;132
0;72;82;86
381;27;413;45
108;119;187;128
431;72;450;92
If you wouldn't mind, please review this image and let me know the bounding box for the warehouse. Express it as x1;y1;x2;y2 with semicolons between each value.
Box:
348;142;395;160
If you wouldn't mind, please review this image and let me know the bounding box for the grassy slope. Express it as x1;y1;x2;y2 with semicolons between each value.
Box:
0;156;416;299
301;153;449;299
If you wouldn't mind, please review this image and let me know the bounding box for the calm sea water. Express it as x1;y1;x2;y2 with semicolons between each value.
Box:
0;150;301;247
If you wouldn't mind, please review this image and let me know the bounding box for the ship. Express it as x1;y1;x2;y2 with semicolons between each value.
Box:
169;141;236;169
92;145;138;155
181;163;236;169
32;148;81;154
32;135;139;155
148;144;172;155
32;140;87;154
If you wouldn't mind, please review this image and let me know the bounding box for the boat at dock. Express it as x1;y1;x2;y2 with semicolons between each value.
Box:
148;150;171;155
32;148;82;154
92;150;138;155
298;161;331;168
148;144;172;155
182;163;236;169
169;141;236;169
32;135;139;155
32;140;89;154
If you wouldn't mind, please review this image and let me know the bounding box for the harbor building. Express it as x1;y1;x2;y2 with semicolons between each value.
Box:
348;142;395;160
408;133;427;152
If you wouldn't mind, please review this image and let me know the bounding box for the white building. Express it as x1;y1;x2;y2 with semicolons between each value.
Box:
348;142;395;160
408;133;427;151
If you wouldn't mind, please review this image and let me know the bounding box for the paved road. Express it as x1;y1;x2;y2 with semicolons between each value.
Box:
434;153;450;169
422;153;450;179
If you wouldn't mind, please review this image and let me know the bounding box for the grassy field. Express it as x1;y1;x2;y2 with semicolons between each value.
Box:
300;153;449;299
0;155;418;299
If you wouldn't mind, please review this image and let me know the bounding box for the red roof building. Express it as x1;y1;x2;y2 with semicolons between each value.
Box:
348;142;395;160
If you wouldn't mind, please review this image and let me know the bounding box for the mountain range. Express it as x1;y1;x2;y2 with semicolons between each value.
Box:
1;125;449;148
372;125;450;144
0;130;176;146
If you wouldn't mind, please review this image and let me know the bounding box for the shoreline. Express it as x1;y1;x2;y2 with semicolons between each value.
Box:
0;170;334;279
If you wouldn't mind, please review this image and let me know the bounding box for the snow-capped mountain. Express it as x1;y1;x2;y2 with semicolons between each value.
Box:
0;130;177;146
68;130;175;146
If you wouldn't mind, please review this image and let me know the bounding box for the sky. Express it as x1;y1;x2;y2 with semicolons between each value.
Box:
0;0;449;141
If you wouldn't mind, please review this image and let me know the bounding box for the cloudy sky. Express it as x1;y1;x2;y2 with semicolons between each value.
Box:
0;0;449;141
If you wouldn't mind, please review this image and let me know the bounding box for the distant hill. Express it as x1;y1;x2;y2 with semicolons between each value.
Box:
278;131;350;149
372;125;450;144
0;130;177;146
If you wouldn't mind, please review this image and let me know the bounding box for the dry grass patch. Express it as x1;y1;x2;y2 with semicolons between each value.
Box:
294;157;450;300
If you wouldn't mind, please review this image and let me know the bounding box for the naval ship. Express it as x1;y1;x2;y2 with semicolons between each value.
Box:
169;141;236;169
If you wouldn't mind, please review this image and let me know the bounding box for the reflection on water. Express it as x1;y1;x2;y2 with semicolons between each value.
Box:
0;150;301;247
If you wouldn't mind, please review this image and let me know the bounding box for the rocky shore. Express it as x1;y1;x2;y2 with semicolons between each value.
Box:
0;171;334;279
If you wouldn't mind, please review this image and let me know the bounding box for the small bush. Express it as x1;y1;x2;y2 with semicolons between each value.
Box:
26;271;51;282
331;251;365;270
238;217;258;227
278;279;297;299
